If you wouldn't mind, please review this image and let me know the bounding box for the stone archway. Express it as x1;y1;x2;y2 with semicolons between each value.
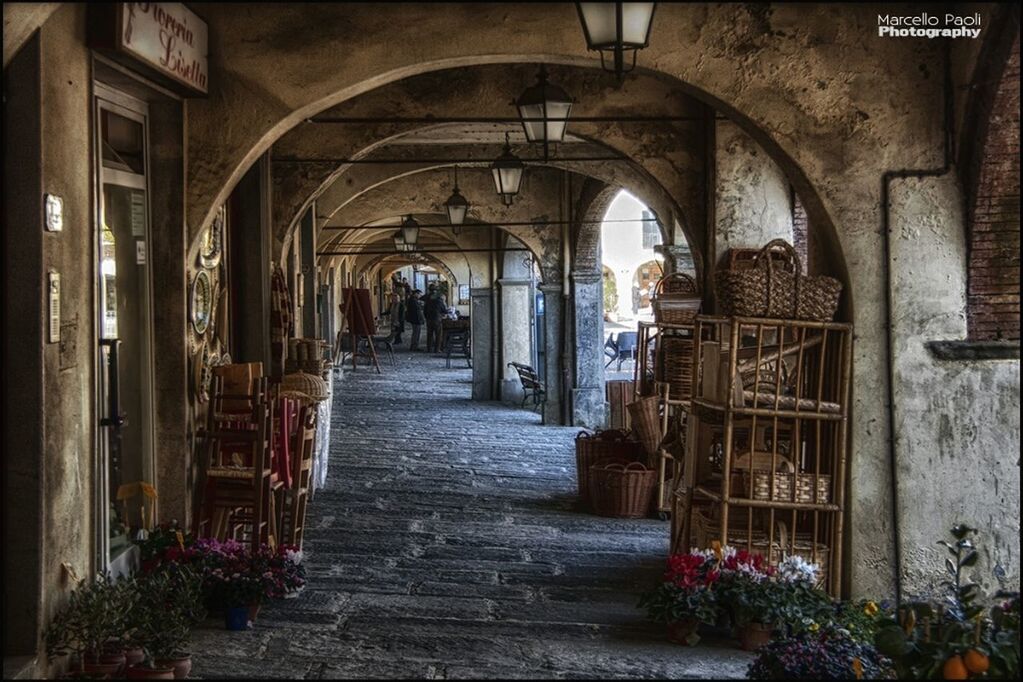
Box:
178;3;970;601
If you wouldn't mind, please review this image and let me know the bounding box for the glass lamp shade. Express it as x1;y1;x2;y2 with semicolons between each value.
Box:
516;69;574;143
491;143;524;201
444;187;469;226
577;2;655;50
392;229;406;252
400;215;420;247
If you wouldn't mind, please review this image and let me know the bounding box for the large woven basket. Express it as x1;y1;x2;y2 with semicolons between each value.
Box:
691;508;830;588
626;395;662;463
652;272;702;324
589;461;657;518
574;430;644;508
715;239;841;322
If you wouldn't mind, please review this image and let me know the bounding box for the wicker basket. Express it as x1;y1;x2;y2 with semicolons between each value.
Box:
589;461;657;518
626;395;662;462
732;451;830;504
715;239;841;322
652;273;702;324
574;430;644;508
281;371;329;402
691;507;830;587
658;335;695;401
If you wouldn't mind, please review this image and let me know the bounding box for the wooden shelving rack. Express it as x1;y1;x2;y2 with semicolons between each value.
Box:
671;315;852;596
634;320;697;517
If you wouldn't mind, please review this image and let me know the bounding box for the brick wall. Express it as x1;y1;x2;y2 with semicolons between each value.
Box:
968;34;1020;341
791;188;809;273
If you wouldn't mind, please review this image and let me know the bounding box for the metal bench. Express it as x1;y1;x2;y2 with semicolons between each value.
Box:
508;362;545;411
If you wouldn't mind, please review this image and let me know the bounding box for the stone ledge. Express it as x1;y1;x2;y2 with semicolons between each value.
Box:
925;340;1020;361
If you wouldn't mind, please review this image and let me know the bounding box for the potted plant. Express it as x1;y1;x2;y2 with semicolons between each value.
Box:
146;565;203;678
874;525;1021;680
46;574;129;676
638;551;721;646
712;548;780;650
747;625;897;679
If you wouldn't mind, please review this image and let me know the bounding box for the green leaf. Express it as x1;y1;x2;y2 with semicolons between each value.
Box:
875;624;909;655
946;558;957;577
960;550;978;567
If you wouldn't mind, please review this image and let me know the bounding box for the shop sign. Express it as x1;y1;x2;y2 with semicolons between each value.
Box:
119;3;208;94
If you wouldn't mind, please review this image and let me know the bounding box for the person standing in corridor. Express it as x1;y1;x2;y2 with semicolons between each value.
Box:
424;284;448;353
406;289;425;351
388;289;405;344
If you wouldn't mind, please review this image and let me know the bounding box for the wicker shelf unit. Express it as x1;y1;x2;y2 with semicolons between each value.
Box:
672;315;852;597
633;320;698;516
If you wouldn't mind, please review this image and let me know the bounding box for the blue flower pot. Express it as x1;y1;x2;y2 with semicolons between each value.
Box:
225;606;249;631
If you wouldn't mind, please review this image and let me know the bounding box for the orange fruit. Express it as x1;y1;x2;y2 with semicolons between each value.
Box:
964;649;990;675
942;655;969;680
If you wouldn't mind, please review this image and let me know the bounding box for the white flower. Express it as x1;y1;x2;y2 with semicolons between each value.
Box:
777;555;819;585
285;549;304;565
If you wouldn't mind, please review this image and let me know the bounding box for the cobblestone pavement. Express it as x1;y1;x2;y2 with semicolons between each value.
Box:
190;349;752;679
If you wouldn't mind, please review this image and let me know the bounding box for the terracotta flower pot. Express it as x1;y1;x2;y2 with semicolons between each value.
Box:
739;622;774;651
666;618;701;646
155;653;192;679
125;663;176;680
82;661;123;677
247;602;262;622
125;647;146;667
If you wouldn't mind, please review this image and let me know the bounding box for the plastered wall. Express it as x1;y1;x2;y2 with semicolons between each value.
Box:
889;174;1020;597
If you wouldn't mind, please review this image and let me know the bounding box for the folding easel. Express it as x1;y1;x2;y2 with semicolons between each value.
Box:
341;288;381;373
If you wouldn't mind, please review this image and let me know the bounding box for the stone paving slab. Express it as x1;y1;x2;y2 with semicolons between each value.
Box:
189;349;753;679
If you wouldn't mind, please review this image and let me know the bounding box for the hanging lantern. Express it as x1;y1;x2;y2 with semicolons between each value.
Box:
490;133;524;205
515;65;574;144
576;2;656;79
444;167;469;234
392;229;408;253
401;215;420;250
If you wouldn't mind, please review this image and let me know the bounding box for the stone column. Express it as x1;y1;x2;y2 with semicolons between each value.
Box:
539;283;563;425
498;278;532;404
571;270;606;427
470;287;493;401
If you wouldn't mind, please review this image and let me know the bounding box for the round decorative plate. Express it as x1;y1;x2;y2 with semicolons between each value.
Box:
198;208;224;269
191;269;212;335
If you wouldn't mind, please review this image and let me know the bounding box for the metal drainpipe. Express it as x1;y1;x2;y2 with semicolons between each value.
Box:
491;227;501;401
561;171;574;426
880;44;954;606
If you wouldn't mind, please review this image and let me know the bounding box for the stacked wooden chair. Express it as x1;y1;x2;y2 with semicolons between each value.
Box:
194;364;277;552
280;400;317;547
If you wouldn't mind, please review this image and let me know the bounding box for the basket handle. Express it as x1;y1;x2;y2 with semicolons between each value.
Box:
654;272;699;296
752;239;801;276
734;451;795;472
575;429;594;441
623;462;649;472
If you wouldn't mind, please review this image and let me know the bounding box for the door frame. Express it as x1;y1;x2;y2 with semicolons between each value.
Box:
91;81;157;576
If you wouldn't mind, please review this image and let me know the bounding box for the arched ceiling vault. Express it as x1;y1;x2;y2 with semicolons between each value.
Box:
271;63;708;262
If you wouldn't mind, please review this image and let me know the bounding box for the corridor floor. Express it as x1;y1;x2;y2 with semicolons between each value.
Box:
189;349;752;679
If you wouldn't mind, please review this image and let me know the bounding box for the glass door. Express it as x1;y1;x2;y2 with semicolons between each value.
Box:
94;84;155;575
